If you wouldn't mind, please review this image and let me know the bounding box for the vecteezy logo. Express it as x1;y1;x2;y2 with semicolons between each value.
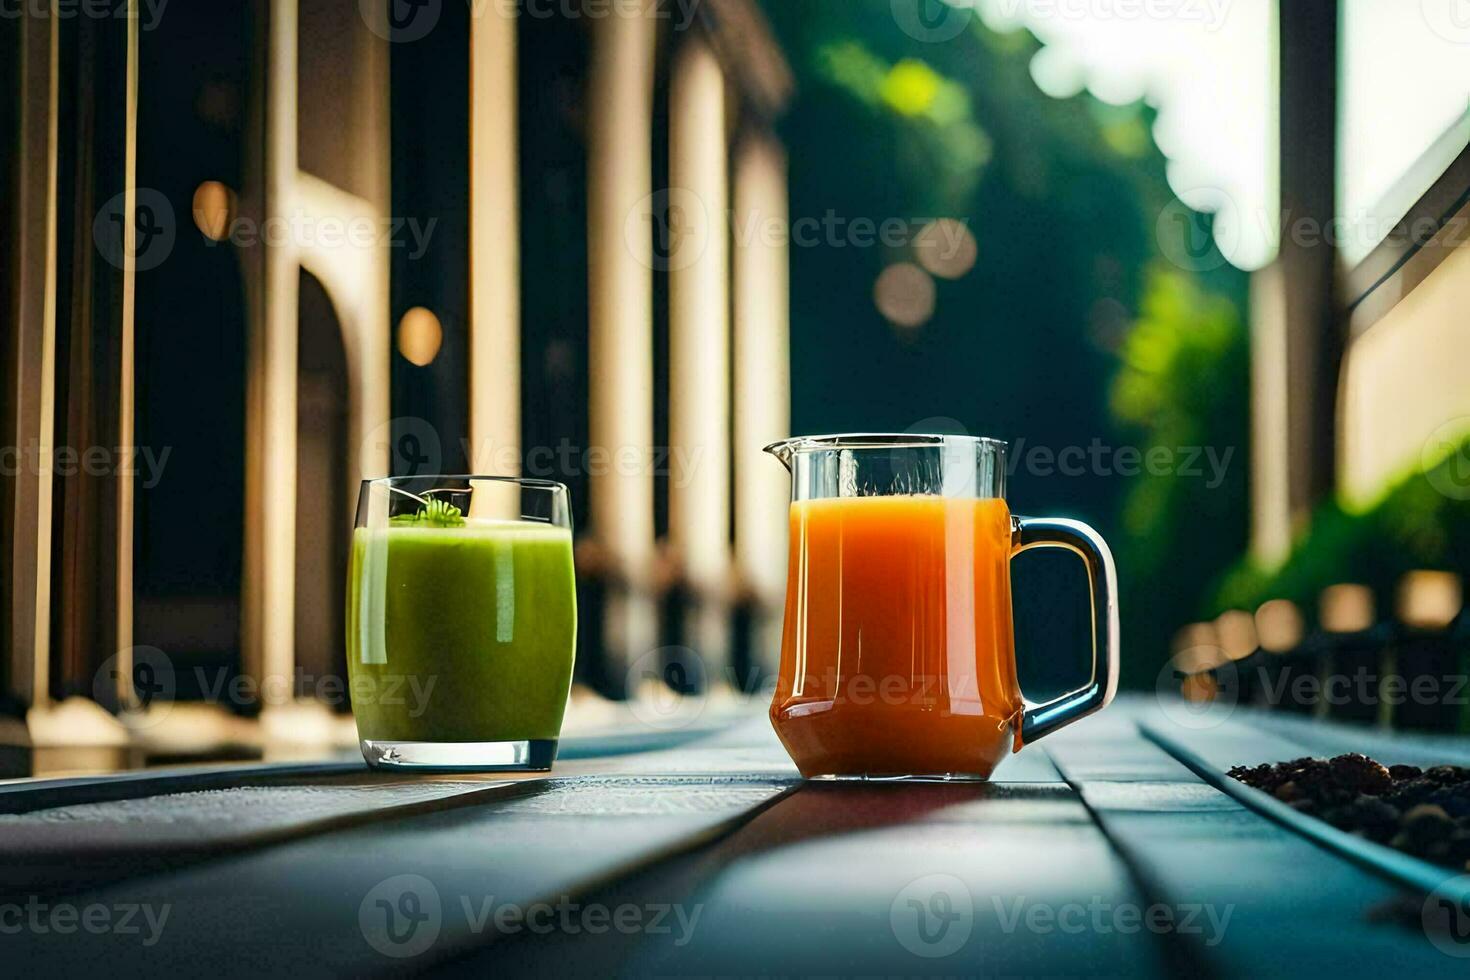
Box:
93;646;176;727
890;873;974;959
625;188;710;272
892;416;971;490
359;874;443;959
891;0;973;43
1422;875;1470;957
1153;648;1239;731
93;188;176;272
360;0;443;43
361;416;443;477
1155;192;1230;273
1422;0;1470;45
1421;418;1470;500
626;646;709;731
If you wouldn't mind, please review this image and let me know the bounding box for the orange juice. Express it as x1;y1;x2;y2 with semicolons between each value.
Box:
770;495;1025;778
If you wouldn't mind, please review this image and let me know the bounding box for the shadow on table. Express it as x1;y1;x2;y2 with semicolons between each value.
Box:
438;781;1089;977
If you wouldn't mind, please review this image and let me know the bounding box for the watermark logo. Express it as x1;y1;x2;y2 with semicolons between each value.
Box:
0;441;171;488
1156;191;1230;273
993;895;1233;944
891;873;974;958
359;874;443;959
986;0;1232;29
360;0;442;42
1422;0;1470;45
1422;418;1470;500
904;416;971;439
94;188;175;272
94;645;176;726
361;416;443;477
0;898;170;946
1422;876;1470;957
892;0;973;42
95;647;437;720
627;187;711;273
1153;647;1240;730
1008;437;1234;487
460;437;706;488
885;416;974;490
0;0;170;32
981;0;1234;29
357;877;703;959
201;211;437;259
626;646;708;731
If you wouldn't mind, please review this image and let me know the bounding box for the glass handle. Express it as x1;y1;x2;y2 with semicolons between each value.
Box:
1010;516;1120;744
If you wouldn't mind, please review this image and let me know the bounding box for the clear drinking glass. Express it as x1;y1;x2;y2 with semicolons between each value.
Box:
347;476;576;770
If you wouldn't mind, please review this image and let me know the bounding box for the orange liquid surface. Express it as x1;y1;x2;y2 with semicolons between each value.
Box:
771;495;1024;777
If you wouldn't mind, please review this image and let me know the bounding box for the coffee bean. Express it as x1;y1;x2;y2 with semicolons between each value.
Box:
1402;805;1455;855
1426;765;1470;784
1329;753;1393;795
1231;754;1470;872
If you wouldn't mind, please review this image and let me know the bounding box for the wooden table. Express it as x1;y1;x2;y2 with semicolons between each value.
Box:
4;696;1468;976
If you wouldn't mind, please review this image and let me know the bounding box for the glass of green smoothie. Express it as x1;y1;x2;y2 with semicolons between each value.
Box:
347;475;576;770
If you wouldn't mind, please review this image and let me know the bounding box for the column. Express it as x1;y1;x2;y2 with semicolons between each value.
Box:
669;37;731;676
469;3;520;475
244;0;391;704
732;128;790;676
242;0;302;693
587;5;659;677
6;8;61;707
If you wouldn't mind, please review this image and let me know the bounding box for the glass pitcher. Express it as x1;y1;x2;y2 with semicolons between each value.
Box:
764;433;1119;779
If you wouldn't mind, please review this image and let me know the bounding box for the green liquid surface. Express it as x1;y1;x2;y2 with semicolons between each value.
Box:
346;521;576;742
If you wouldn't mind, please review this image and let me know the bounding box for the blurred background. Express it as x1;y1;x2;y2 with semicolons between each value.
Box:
5;0;1470;774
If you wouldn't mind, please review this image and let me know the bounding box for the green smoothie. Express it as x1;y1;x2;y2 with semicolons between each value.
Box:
346;518;577;743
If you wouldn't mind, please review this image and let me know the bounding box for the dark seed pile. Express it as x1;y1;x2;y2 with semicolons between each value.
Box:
1229;754;1470;870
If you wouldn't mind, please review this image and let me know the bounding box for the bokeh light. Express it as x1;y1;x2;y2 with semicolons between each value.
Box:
396;307;444;367
1397;571;1462;630
1319;583;1375;633
1255;599;1304;654
873;262;935;329
1215;609;1258;662
913;219;977;280
191;181;235;242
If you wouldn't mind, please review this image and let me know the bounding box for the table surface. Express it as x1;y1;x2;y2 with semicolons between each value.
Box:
6;695;1470;977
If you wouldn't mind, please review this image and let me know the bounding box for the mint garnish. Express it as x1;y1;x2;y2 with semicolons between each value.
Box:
390;498;465;527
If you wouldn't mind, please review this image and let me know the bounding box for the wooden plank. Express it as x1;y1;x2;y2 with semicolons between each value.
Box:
1045;704;1458;974
7;773;795;975
0;760;366;814
0;719;745;812
0;774;527;898
1141;714;1470;907
455;764;1173;976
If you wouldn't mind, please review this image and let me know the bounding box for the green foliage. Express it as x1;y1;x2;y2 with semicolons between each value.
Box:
1214;451;1470;618
813;40;992;211
1110;265;1249;683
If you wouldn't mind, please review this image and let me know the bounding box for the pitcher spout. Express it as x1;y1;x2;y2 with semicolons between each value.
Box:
763;438;799;471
